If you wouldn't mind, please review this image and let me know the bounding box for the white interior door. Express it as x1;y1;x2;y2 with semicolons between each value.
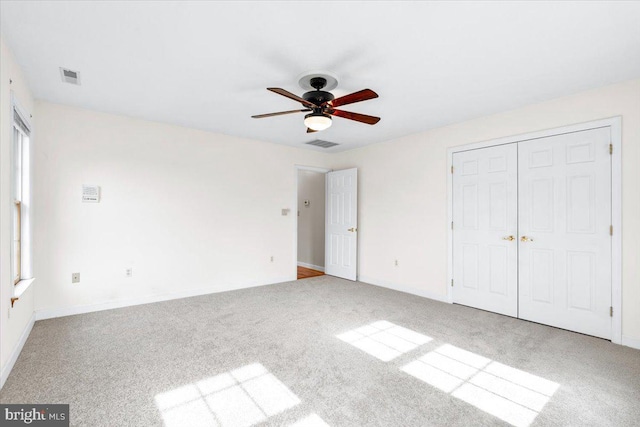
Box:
325;168;358;281
452;144;518;317
518;127;612;339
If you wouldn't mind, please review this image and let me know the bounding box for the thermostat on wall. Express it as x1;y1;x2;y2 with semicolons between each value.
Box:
82;185;100;203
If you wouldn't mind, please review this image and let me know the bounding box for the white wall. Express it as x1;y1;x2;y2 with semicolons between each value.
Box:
297;170;325;270
332;78;640;342
0;34;36;386
33;102;331;317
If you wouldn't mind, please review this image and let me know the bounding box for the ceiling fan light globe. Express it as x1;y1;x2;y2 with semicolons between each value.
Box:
304;114;332;131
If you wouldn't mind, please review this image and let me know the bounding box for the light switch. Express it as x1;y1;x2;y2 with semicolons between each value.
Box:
282;208;290;216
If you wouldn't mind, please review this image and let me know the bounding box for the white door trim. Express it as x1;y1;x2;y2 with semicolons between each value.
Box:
446;116;622;344
294;165;332;279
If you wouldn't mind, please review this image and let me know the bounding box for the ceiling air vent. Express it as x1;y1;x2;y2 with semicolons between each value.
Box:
60;67;81;85
306;139;339;148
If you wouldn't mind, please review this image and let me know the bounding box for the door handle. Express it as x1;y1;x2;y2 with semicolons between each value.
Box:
348;227;357;232
502;235;515;241
520;236;534;242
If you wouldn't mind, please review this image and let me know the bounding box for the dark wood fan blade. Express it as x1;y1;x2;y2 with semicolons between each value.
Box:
268;88;316;108
323;89;378;108
306;127;317;133
252;109;310;119
328;109;380;125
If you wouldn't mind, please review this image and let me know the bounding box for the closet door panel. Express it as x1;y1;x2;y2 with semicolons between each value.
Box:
452;144;518;317
518;127;612;339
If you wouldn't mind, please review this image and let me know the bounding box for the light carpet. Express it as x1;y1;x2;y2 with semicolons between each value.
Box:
1;276;639;426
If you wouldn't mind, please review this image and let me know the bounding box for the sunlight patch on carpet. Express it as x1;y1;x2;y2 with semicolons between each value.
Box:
401;344;560;427
288;413;331;427
336;320;432;361
155;363;301;427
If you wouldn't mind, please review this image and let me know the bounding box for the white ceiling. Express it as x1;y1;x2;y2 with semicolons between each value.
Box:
2;1;639;152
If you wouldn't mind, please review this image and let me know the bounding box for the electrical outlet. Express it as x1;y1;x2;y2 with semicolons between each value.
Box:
72;273;80;283
126;268;133;277
395;259;399;267
270;256;274;263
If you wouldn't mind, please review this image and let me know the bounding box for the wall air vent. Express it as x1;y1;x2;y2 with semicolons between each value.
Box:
60;67;81;85
306;139;339;148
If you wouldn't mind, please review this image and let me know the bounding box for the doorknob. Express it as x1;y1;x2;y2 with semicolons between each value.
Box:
520;236;534;242
348;227;357;232
502;235;515;241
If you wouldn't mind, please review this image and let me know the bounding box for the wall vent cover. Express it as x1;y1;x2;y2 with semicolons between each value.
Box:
60;67;81;85
306;139;339;148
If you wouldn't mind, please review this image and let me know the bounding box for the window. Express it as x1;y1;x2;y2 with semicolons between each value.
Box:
12;108;30;285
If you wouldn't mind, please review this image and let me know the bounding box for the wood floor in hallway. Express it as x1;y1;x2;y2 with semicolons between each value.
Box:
297;266;324;279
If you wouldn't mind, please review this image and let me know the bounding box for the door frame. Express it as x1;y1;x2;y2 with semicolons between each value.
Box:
446;117;622;344
294;165;332;279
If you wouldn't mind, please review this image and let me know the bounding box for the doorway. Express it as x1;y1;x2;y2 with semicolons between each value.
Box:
296;167;328;280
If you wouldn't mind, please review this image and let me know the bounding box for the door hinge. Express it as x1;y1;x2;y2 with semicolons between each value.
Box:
451;165;454;174
451;279;454;287
610;306;613;317
609;143;613;155
610;225;613;236
451;221;454;230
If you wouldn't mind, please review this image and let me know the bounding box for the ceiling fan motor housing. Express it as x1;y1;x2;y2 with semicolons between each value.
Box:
303;90;334;108
302;76;335;109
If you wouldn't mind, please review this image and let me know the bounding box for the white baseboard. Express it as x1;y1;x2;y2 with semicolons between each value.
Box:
1;312;35;390
621;335;640;350
358;276;450;304
36;276;293;321
297;262;325;272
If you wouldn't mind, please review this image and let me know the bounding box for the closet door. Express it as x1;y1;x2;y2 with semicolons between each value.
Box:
452;144;518;317
518;127;612;339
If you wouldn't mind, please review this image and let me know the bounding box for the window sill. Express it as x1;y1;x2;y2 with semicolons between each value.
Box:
14;278;35;299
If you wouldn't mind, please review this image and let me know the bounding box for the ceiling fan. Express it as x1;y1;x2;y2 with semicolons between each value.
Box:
252;76;380;133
